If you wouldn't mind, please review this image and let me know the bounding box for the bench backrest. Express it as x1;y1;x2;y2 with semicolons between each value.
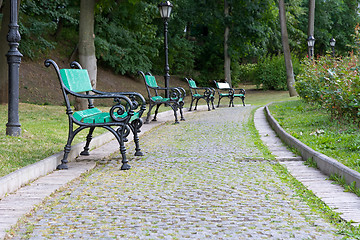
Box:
216;82;230;89
188;79;197;88
60;69;93;93
145;75;159;88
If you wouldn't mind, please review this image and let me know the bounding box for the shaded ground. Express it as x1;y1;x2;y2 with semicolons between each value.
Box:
19;56;189;106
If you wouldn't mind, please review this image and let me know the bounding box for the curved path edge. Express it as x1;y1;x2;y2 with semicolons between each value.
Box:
264;105;360;189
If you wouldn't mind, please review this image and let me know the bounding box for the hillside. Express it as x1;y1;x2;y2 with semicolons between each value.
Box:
19;55;189;105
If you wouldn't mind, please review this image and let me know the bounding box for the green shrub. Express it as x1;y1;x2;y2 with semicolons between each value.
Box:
295;53;360;122
237;63;258;84
254;55;300;90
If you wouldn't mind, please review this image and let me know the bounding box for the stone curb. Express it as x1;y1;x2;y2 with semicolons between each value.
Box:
264;105;360;189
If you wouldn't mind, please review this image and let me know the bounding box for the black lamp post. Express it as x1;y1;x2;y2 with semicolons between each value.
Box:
330;37;336;57
6;0;22;137
307;35;315;59
158;1;173;98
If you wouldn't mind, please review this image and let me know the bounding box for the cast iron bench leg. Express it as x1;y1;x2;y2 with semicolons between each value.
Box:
153;104;161;122
194;99;200;110
179;102;185;121
57;144;71;170
119;142;130;170
211;96;215;109
189;98;194;111
80;127;95;156
145;103;155;124
217;97;221;108
131;118;144;156
206;97;211;111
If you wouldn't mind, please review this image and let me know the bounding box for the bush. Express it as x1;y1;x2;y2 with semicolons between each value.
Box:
237;63;258;84
254;55;301;91
295;53;360;122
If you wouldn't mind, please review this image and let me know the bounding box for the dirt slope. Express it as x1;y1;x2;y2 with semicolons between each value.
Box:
19;56;189;105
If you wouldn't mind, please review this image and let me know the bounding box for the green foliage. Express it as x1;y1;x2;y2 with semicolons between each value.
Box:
167;35;196;75
295;52;360;122
15;0;360;81
295;0;360;56
237;63;258;83
256;55;287;90
254;54;301;90
19;0;78;59
94;1;160;75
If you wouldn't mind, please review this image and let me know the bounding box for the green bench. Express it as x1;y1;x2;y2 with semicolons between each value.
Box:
45;59;146;170
139;71;185;124
185;78;215;111
213;80;245;107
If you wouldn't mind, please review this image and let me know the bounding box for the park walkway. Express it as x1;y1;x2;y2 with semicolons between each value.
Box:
8;106;344;239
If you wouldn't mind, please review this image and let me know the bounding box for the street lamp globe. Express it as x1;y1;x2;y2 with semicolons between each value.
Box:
158;1;173;19
307;35;315;47
330;37;336;47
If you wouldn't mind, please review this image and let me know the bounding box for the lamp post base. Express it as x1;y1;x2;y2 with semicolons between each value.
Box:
6;125;21;137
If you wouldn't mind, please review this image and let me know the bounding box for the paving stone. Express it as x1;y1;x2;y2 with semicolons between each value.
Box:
8;107;345;239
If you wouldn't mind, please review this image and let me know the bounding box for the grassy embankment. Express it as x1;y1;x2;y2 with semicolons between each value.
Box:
268;100;360;174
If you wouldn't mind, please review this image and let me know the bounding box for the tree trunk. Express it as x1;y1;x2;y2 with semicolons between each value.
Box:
308;0;315;36
76;0;97;110
224;0;231;85
279;0;298;97
0;0;10;104
308;0;315;57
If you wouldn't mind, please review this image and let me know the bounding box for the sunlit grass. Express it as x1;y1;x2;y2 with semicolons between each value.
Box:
0;103;104;177
268;100;360;173
239;89;295;106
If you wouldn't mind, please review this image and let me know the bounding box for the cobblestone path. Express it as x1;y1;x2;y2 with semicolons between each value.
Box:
11;107;342;239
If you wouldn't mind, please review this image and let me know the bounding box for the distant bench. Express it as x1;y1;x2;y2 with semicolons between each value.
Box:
186;78;215;111
45;59;146;170
213;80;245;107
139;71;185;124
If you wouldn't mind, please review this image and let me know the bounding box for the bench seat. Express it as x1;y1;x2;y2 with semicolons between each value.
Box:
74;108;140;124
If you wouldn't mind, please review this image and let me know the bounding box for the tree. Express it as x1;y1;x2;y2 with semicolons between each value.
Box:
308;0;315;37
76;0;96;110
224;0;231;85
0;0;10;104
279;0;298;96
308;0;315;56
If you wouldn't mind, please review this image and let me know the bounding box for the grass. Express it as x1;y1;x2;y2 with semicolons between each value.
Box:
0;103;104;177
268;100;360;174
242;89;294;106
